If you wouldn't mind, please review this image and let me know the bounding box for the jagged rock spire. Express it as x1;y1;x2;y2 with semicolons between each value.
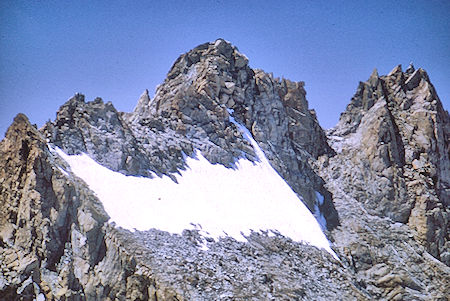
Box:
388;64;402;76
368;68;379;86
133;89;151;116
406;61;415;74
327;64;450;266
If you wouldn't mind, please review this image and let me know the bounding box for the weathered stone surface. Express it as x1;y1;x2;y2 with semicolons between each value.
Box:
326;64;449;267
41;94;156;177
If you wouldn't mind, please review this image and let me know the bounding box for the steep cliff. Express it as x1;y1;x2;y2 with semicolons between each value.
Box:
326;64;449;265
317;64;450;299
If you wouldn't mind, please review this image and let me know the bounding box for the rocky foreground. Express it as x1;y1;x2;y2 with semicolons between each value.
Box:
0;40;449;300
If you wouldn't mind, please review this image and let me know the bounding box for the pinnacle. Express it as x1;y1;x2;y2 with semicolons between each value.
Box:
368;68;379;86
4;113;42;143
388;64;402;76
133;89;151;115
12;113;30;125
187;39;243;63
72;93;86;103
370;68;379;78
167;40;248;80
406;61;415;74
138;89;150;101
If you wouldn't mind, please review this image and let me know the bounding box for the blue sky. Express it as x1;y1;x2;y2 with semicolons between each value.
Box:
1;0;449;137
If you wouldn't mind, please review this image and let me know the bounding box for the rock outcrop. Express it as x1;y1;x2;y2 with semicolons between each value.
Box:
1;41;449;300
326;64;449;265
316;64;450;299
0;114;108;299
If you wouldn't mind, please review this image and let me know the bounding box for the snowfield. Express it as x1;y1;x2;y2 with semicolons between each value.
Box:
54;115;336;257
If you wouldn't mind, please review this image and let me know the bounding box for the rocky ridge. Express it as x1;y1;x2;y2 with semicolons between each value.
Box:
315;64;450;299
1;40;449;300
42;39;338;226
325;64;449;265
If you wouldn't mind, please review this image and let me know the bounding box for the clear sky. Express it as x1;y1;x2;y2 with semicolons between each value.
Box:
1;0;449;137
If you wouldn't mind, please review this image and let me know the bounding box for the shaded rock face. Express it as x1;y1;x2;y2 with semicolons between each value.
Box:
0;115;109;299
326;64;449;266
41;94;155;177
1;41;449;300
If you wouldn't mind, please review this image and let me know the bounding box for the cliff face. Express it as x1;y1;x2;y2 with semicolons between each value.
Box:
1;41;449;300
326;64;449;265
0;114;111;299
315;64;450;300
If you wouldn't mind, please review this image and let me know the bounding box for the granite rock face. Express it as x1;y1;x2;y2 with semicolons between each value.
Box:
42;95;153;177
326;64;449;265
1;41;449;300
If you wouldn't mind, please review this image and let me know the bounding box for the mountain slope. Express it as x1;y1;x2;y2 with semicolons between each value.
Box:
0;113;359;300
1;40;449;300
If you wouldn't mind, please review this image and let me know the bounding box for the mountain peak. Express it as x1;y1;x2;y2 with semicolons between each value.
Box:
4;113;41;143
166;39;249;81
406;61;415;75
1;42;449;300
9;113;31;132
388;64;402;76
98;40;340;228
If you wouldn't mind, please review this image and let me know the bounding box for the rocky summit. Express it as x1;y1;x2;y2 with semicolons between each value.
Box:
0;40;449;300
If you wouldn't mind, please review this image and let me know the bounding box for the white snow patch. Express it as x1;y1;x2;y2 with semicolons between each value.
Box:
313;203;327;231
328;135;343;141
52;115;337;258
57;166;69;177
36;293;46;301
313;191;327;230
315;191;324;206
